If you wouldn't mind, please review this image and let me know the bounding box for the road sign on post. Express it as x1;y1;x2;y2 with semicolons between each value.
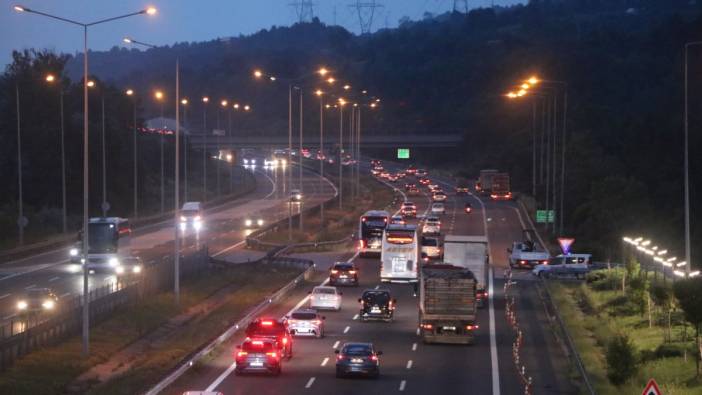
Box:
641;378;661;395
397;148;410;159
536;210;555;223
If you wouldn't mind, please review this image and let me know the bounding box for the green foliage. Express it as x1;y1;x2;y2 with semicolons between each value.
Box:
674;278;702;328
606;334;638;385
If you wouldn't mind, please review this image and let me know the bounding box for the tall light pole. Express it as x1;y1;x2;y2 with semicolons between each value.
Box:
154;90;165;213
202;96;209;202
101;89;107;217
181;98;189;202
174;59;181;305
46;74;68;233
683;42;702;276
338;98;346;209
14;3;157;357
15;82;24;245
125;89;138;218
219;99;228;197
298;88;304;231
315;89;325;227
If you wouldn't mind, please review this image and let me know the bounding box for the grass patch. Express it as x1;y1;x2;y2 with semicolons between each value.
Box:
548;274;702;394
0;262;302;395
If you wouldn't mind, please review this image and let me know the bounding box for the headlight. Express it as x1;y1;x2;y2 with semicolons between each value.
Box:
69;248;78;257
115;266;125;274
195;215;201;221
180;215;187;222
257;219;264;226
252;159;256;164
193;221;202;230
282;159;287;166
42;300;55;310
17;301;28;310
133;266;142;274
180;222;187;231
273;159;279;166
108;257;119;267
295;194;302;200
244;159;249;164
245;219;252;227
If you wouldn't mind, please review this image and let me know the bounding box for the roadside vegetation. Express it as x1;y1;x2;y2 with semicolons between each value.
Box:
0;262;303;395
548;260;702;394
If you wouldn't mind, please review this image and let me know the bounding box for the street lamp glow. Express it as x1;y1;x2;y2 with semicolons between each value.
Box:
506;91;518;99
126;89;134;96
181;98;188;105
315;89;323;96
338;98;346;105
325;104;331;109
517;89;526;96
253;70;263;79
145;7;157;15
233;103;240;109
667;257;677;262
123;37;133;44
270;76;276;81
370;103;377;108
690;270;700;277
657;249;667;255
221;99;228;107
343;84;351;90
641;240;651;246
318;67;329;76
327;77;336;84
45;74;56;83
527;76;539;85
13;5;26;12
87;80;96;88
244;105;251;111
154;90;163;100
202;96;209;103
521;83;530;89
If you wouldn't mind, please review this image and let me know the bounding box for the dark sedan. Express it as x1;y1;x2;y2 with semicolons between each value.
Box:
335;342;382;378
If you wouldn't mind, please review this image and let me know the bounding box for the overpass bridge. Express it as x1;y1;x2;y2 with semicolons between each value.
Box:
186;132;462;149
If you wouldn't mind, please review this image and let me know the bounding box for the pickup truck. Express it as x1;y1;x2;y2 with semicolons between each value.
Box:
508;240;550;269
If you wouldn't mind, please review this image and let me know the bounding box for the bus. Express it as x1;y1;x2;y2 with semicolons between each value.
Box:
69;217;132;272
380;224;419;283
358;210;390;257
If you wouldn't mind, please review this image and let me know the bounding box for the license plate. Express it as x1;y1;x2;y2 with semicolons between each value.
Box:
339;275;348;278
371;307;381;313
442;326;456;331
251;361;263;367
351;358;364;363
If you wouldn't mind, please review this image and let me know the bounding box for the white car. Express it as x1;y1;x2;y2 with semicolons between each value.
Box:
309;286;342;311
285;308;325;338
180;201;203;231
431;202;445;215
421;236;442;260
532;254;592;278
422;216;441;234
244;217;265;228
290;189;303;202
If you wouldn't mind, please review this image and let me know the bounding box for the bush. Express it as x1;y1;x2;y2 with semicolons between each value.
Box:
606;334;638;385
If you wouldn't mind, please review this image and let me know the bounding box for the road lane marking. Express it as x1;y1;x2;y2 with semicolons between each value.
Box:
374;285;379;290
321;357;329;366
24;284;35;290
411;343;417;351
406;360;413;369
489;267;501;395
48;276;60;282
343;326;350;334
352;314;359;320
205;362;237;392
415;328;420;336
305;377;316;388
399;380;407;391
59;292;71;298
333;340;340;349
0;294;11;300
211;240;246;257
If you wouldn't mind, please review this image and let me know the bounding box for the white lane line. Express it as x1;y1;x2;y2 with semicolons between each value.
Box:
212;240;246;258
3;314;17;320
305;377;316;388
343;326;350;334
374;285;379;290
24;284;36;290
320;357;329;367
489;267;501;395
352;313;359;320
406;360;413;369
415;328;420;336
0;294;11;300
48;276;60;282
59;292;71;298
333;340;340;349
411;343;417;351
205;361;237;392
399;380;407;391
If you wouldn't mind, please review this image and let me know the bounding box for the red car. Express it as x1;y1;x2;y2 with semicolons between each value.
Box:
235;338;283;376
245;318;293;359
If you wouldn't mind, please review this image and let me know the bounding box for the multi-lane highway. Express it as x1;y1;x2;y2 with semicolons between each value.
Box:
162;162;576;395
0;159;336;336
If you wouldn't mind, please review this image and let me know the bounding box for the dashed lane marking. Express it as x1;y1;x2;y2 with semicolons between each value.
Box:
321;357;329;367
406;360;413;369
48;276;60;282
353;314;359;320
59;292;71;298
205;362;237;392
343;326;350;334
399;380;407;391
24;284;35;290
333;340;340;349
411;343;417;351
305;377;316;388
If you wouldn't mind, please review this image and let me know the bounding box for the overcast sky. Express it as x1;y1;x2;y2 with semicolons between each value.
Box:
1;0;523;66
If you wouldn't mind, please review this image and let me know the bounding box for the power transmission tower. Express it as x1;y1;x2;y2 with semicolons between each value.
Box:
453;0;468;13
349;1;384;34
289;0;315;23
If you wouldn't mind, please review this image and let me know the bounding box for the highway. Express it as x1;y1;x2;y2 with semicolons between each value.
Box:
163;162;576;395
0;158;336;336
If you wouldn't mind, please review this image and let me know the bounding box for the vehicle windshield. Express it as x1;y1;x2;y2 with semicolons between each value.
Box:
363;291;390;304
422;237;439;247
248;321;285;335
88;222;119;253
433;204;444;209
242;341;276;352
333;264;353;271
342;344;372;356
182;209;199;217
313;287;336;294
362;216;387;229
291;312;318;320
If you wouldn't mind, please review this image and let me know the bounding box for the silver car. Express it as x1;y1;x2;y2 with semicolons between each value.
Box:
286;309;325;338
422;216;441;234
309;286;343;311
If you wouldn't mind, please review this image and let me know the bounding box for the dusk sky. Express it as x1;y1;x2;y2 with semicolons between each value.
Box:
1;0;522;66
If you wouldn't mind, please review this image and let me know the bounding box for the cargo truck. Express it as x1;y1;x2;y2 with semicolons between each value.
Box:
443;235;489;307
418;265;478;344
490;172;512;200
476;169;498;194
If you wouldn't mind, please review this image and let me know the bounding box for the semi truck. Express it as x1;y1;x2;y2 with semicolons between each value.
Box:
443;235;489;307
476;169;498;194
490;172;512;200
418;265;478;344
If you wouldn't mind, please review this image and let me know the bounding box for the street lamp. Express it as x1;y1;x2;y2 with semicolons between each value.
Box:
125;89;138;219
154;89;166;213
338;97;346;209
683;41;702;277
87;80;110;217
45;73;68;233
202;96;209;202
315;89;325;227
13;2;157;357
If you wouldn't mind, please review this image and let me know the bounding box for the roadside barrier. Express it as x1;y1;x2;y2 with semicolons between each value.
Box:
504;269;533;395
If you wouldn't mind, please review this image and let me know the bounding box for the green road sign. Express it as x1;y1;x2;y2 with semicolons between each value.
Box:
536;210;555;223
397;148;410;159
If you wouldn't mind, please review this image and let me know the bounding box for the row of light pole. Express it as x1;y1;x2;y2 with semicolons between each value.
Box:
623;237;699;278
506;76;567;236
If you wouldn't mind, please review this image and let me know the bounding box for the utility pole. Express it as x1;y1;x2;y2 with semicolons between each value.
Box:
202;97;209;202
288;85;293;241
318;92;325;227
339;103;344;209
174;59;181;305
299;89;304;232
101;95;108;217
15;83;25;246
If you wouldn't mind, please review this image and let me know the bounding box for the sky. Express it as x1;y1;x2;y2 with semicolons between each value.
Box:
1;0;523;66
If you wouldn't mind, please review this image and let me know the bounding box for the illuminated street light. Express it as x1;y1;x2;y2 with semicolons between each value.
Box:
253;70;263;78
154;90;163;100
145;6;157;15
45;74;55;82
202;96;209;103
641;240;651;246
527;76;539;85
318;67;329;76
506;91;518;99
315;89;323;96
244;105;251;111
221;99;228;107
233;103;240;109
343;84;351;90
87;80;95;88
521;83;530;89
327;77;336;84
181;98;188;105
126;89;134;96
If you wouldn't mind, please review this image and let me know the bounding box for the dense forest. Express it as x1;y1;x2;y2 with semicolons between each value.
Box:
3;0;702;263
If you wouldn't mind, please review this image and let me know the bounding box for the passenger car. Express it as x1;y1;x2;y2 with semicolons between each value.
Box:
289;189;303;202
400;202;417;218
329;262;359;286
309;286;343;310
431;202;445;215
532;254;592;278
244;217;265;228
235;338;282;376
432;191;447;202
390;215;405;225
358;289;396;322
16;288;58;313
421;236;442;260
180;201;203;231
422;216;441;234
285;309;325;338
244;318;293;359
335;342;382;378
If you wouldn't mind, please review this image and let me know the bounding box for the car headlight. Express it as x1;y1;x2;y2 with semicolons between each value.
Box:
257;219;264;226
245;219;252;227
69;248;79;257
252;159;256;164
244;159;249;164
17;301;28;310
295;194;302;200
180;222;187;231
282;159;287;165
180;215;187;222
108;257;119;267
42;300;55;310
133;265;142;274
115;266;125;274
195;215;201;221
193;221;202;230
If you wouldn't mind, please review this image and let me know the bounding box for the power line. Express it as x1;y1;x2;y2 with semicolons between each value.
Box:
348;1;384;34
289;0;315;23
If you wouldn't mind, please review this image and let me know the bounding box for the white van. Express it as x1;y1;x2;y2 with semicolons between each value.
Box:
532;254;592;278
180;201;203;231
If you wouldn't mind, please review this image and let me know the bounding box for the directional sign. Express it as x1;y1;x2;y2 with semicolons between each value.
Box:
641;378;661;395
397;148;410;159
558;237;575;255
536;210;555;223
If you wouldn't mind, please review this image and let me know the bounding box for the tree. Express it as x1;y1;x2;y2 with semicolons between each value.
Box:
673;277;702;376
606;334;637;385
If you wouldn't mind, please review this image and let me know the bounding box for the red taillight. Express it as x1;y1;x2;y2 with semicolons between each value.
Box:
541;260;549;264
266;352;278;359
520;260;527;264
337;354;344;360
421;323;433;330
358;239;365;249
370;355;378;361
252;340;264;345
282;337;288;345
466;325;479;331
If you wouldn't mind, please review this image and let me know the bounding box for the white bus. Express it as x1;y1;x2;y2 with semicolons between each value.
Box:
358;210;390;256
380;224;419;283
69;217;134;273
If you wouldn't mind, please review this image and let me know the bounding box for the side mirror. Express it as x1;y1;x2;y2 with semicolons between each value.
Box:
334;349;340;354
376;350;383;356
